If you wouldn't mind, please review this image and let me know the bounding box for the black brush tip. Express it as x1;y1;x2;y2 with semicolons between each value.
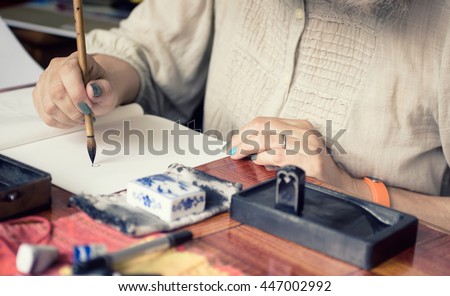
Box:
87;136;97;164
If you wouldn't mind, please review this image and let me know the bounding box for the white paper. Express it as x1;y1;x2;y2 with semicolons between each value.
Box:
0;16;43;91
0;87;144;150
1;115;226;195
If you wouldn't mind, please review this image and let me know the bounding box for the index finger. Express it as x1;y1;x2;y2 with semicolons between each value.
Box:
58;54;92;112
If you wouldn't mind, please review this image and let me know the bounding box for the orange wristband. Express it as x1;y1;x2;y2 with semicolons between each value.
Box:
363;177;390;207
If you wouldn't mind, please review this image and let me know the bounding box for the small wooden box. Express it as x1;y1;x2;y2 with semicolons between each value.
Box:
0;154;51;221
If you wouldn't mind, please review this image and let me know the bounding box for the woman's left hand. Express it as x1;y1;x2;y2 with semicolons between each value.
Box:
228;117;450;232
229;117;358;192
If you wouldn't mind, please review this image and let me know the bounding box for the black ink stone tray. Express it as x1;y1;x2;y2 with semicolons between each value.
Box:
230;178;418;269
0;154;52;221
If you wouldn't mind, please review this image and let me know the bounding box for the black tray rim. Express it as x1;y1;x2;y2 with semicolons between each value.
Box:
230;177;419;269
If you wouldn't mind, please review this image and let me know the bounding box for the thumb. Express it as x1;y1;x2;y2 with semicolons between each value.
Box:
86;79;118;116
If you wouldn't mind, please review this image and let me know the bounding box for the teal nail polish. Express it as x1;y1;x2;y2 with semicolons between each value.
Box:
229;146;237;156
250;154;257;161
221;143;228;153
90;83;102;97
78;102;92;115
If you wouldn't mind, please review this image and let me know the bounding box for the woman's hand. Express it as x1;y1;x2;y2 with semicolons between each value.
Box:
33;52;138;129
229;117;364;194
229;117;450;232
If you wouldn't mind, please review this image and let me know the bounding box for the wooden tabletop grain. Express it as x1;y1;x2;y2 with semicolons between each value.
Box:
47;157;450;276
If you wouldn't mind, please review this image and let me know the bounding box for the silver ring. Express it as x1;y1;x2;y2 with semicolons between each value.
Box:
280;133;287;149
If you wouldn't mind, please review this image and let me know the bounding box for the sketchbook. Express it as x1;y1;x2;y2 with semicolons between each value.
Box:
0;87;226;195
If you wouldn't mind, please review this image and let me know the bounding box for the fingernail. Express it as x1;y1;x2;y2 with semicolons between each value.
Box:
250;154;257;161
228;146;237;156
90;83;102;97
222;142;233;154
221;143;228;153
78;102;92;115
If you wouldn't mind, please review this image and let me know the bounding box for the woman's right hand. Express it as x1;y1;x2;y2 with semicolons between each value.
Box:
32;52;120;128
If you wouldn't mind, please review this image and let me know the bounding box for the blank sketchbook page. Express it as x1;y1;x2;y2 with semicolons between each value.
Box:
1;115;226;195
0;87;144;150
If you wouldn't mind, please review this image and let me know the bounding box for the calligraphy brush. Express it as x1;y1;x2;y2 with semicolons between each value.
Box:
73;0;96;164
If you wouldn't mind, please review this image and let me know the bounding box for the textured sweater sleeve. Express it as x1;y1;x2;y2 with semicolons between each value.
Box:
86;0;214;122
438;2;450;168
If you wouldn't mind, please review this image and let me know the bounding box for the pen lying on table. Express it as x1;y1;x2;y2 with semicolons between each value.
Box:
72;230;193;275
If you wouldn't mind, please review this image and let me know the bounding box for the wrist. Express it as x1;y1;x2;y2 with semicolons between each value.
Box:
333;168;372;201
349;177;373;202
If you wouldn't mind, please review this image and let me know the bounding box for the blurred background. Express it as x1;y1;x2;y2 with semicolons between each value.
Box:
0;0;141;67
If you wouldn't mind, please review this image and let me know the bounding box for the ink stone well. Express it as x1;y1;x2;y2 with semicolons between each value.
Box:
230;165;418;269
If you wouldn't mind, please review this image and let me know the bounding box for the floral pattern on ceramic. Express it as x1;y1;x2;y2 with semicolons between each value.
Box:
127;174;206;222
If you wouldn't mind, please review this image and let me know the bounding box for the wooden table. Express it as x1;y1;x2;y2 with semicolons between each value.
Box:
44;157;450;276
